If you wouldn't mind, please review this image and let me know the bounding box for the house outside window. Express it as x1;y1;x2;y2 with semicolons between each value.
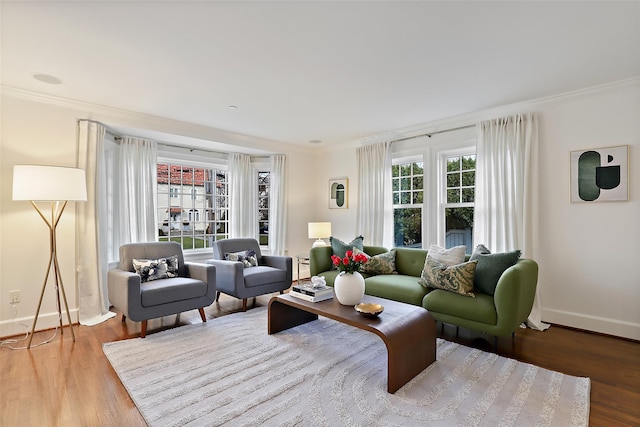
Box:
157;162;228;251
257;171;270;246
392;160;423;247
443;153;475;253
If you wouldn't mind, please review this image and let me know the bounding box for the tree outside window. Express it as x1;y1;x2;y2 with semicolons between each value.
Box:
392;161;423;247
444;154;475;253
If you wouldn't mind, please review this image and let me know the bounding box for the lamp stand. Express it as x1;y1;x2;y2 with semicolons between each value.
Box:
27;200;76;349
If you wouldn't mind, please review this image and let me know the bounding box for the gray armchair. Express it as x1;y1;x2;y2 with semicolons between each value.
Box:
108;242;216;337
206;238;292;311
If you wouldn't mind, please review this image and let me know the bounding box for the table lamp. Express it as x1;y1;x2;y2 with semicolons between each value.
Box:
308;222;332;248
12;165;87;348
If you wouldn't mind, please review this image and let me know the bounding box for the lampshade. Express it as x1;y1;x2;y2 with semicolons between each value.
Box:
12;165;87;201
308;222;332;239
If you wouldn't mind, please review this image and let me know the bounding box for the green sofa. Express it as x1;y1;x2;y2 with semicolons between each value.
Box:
309;245;538;338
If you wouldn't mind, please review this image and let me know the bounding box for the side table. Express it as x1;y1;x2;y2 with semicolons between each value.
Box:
296;253;310;283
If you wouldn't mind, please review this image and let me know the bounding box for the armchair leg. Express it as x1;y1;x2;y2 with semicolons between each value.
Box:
141;320;147;338
198;307;207;322
279;290;284;294
122;314;126;323
215;291;221;302
242;299;248;312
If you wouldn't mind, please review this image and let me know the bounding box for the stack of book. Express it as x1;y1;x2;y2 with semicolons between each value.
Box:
289;283;334;302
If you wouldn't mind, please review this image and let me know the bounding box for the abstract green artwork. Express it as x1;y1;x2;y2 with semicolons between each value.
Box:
570;145;628;202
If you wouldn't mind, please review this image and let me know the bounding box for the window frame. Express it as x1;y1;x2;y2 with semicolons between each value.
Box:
390;127;476;249
437;148;476;250
156;155;229;257
391;155;424;248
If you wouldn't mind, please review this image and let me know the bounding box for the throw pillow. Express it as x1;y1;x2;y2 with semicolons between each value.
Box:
132;255;179;283
418;257;477;297
354;247;397;275
330;235;364;258
469;245;521;295
225;250;259;268
427;244;466;266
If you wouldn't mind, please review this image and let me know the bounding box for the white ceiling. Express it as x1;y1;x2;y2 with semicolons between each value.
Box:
2;1;639;148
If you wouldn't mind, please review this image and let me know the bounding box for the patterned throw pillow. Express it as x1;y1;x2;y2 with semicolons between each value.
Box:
225;250;259;268
132;255;179;283
354;248;397;276
427;244;466;266
330;235;364;258
469;244;521;295
418;256;477;297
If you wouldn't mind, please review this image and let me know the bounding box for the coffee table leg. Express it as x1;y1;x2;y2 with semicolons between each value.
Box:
383;312;436;393
268;298;318;334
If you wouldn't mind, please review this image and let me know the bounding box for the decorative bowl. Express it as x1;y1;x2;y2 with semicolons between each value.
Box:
354;303;384;318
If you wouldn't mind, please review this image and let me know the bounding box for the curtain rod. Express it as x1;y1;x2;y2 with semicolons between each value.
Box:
390;124;476;144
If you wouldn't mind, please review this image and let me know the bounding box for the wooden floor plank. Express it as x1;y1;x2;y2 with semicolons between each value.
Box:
1;293;638;426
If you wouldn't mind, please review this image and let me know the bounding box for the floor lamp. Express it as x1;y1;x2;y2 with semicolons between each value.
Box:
12;165;87;349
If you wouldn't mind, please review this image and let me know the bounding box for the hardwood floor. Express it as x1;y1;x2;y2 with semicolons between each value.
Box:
1;292;638;427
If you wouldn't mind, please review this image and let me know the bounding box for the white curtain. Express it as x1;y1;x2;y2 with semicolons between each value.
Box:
474;113;549;331
76;120;115;326
115;137;158;244
356;142;393;247
269;155;287;255
229;153;256;238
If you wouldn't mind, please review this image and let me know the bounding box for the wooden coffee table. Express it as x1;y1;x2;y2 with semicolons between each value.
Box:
268;293;436;393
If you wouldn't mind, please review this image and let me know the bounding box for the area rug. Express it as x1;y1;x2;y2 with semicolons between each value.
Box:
103;307;590;426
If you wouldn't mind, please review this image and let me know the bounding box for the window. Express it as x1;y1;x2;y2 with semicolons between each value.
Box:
443;153;475;253
257;170;270;246
157;162;228;251
392;160;423;247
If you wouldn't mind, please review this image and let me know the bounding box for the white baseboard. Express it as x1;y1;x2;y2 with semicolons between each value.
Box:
0;308;78;340
542;308;640;341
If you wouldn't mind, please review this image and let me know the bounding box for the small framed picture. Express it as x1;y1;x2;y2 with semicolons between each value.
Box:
570;145;629;202
329;177;348;209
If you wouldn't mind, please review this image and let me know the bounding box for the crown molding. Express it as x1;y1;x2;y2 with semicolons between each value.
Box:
0;85;313;155
356;76;640;146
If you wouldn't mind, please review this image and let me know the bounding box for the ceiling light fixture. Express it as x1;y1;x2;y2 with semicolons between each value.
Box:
227;105;238;110
33;73;62;85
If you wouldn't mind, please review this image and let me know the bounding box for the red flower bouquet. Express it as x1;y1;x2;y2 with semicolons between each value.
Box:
331;250;368;274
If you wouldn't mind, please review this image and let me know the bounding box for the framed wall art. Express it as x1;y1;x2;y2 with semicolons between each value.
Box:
329;177;348;209
570;145;629;203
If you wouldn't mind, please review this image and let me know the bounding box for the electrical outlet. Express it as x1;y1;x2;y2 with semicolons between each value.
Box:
9;290;20;304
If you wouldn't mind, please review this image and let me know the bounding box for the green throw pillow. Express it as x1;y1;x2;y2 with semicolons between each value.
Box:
330;235;364;258
354;247;396;275
469;245;521;295
418;257;477;297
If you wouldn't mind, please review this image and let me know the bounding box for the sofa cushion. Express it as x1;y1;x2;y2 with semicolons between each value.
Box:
140;277;206;307
243;266;287;288
355;248;396;275
423;290;497;325
469;245;521;295
394;248;428;276
365;274;428;306
330;235;364;258
225;250;259;268
427;244;466;266
132;255;179;283
418;257;477;297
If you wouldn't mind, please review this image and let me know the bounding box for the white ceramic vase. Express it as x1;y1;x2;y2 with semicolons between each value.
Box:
333;271;365;305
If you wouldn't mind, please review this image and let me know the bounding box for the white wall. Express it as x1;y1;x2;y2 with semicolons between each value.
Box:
313;78;640;340
536;80;640;339
2;78;639;340
0;93;318;337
